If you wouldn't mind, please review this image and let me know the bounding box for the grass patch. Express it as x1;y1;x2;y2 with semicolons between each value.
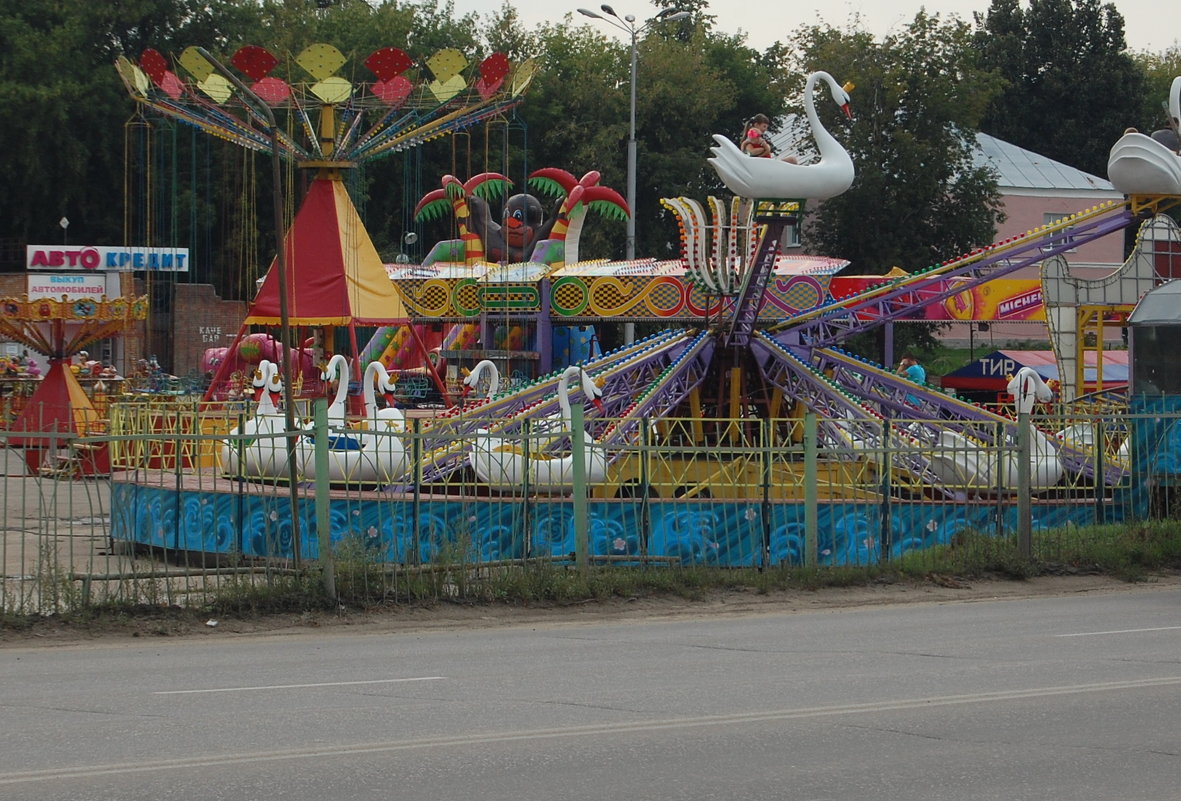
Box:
4;521;1181;633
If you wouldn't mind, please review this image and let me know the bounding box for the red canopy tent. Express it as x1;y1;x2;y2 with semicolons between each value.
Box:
205;173;437;406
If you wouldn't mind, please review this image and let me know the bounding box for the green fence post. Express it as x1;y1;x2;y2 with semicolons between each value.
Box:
880;416;892;560
640;417;651;560
761;417;772;568
1016;411;1032;559
1093;415;1106;525
571;401;588;574
805;412;818;568
314;399;334;600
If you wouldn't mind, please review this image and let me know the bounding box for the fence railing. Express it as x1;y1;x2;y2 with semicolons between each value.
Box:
0;398;1176;615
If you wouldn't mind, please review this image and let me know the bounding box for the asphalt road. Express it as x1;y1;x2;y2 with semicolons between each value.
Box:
1;587;1179;801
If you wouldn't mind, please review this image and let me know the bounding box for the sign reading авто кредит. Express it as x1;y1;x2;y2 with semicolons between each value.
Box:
26;245;189;272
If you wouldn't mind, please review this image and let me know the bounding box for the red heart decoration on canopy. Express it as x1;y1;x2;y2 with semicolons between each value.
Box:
159;72;185;99
365;48;412;82
372;76;413;107
139;49;169;85
474;53;509;99
252;77;291;105
232;45;278;82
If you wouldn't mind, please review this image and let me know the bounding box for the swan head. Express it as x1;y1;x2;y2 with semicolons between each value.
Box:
828;78;854;120
263;362;283;395
320;354;348;383
1170;76;1180;131
1006;367;1054;410
250;362;270;391
580;370;606;413
463;359;501;399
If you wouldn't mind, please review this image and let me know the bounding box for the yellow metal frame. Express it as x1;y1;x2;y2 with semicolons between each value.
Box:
1074;305;1132;394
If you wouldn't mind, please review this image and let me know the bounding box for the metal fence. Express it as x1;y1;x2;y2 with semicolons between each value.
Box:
1;399;1176;615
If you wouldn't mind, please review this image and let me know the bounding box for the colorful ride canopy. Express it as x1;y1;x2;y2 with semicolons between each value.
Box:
116;43;537;165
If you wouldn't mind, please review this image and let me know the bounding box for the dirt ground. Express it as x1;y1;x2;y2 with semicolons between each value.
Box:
5;571;1181;648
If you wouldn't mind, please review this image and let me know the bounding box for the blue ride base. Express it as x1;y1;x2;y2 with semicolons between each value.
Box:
112;475;1109;568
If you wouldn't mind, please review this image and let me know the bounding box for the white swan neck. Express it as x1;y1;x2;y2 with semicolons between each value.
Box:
362;361;380;418
556;366;580;422
804;71;841;161
473;359;500;397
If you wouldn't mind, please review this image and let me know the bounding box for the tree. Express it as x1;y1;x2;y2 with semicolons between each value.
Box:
1132;45;1181;137
787;14;1005;358
516;5;792;260
973;0;1147;177
0;0;250;248
790;14;1004;274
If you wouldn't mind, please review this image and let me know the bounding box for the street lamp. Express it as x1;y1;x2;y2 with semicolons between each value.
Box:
578;5;690;343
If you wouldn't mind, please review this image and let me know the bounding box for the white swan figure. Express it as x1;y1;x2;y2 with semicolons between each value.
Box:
357;361;407;482
469;366;608;494
302;359;413;486
929;367;1063;493
708;71;854;200
1107;76;1181;194
320;354;350;425
462;359;501;398
221;360;291;479
1055;423;1132;468
302;359;408;485
364;360;405;434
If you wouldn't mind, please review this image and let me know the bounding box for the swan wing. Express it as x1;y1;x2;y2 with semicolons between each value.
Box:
709;134;854;200
1108;133;1181;194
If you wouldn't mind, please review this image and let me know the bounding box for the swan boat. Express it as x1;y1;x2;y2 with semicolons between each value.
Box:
708;71;854;200
301;357;408;485
1108;77;1181;195
927;367;1064;494
469;366;609;494
220;360;297;479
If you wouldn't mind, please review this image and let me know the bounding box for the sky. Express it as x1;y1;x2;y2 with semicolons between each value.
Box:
450;0;1176;54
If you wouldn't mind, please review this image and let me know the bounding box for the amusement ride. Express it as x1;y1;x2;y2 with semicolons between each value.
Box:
105;39;1181;565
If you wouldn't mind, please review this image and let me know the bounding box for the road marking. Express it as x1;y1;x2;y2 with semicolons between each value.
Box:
6;675;1181;785
153;677;446;695
1055;625;1181;638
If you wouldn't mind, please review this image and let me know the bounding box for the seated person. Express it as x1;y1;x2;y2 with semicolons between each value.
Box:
898;352;926;407
741;114;775;158
740;113;799;163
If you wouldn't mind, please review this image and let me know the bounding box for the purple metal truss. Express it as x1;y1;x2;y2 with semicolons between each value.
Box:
772;202;1136;347
725;208;794;348
426;327;690;440
595;331;716;447
750;335;952;494
412;328;702;484
775;342;1126;487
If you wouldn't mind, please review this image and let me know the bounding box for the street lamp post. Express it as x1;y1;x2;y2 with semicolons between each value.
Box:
578;5;689;343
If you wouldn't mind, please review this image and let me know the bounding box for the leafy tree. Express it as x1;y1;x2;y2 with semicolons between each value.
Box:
790;14;1004;274
0;0;250;248
514;4;791;260
1132;45;1181;137
973;0;1147;177
787;14;1005;359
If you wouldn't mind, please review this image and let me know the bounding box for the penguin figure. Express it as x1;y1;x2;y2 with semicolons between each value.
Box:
469;192;559;263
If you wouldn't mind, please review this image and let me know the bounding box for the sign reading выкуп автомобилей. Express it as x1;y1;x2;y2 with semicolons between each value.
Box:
25;245;189;272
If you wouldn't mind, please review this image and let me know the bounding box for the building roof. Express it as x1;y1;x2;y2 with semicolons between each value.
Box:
973;133;1118;195
1129;279;1181;325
